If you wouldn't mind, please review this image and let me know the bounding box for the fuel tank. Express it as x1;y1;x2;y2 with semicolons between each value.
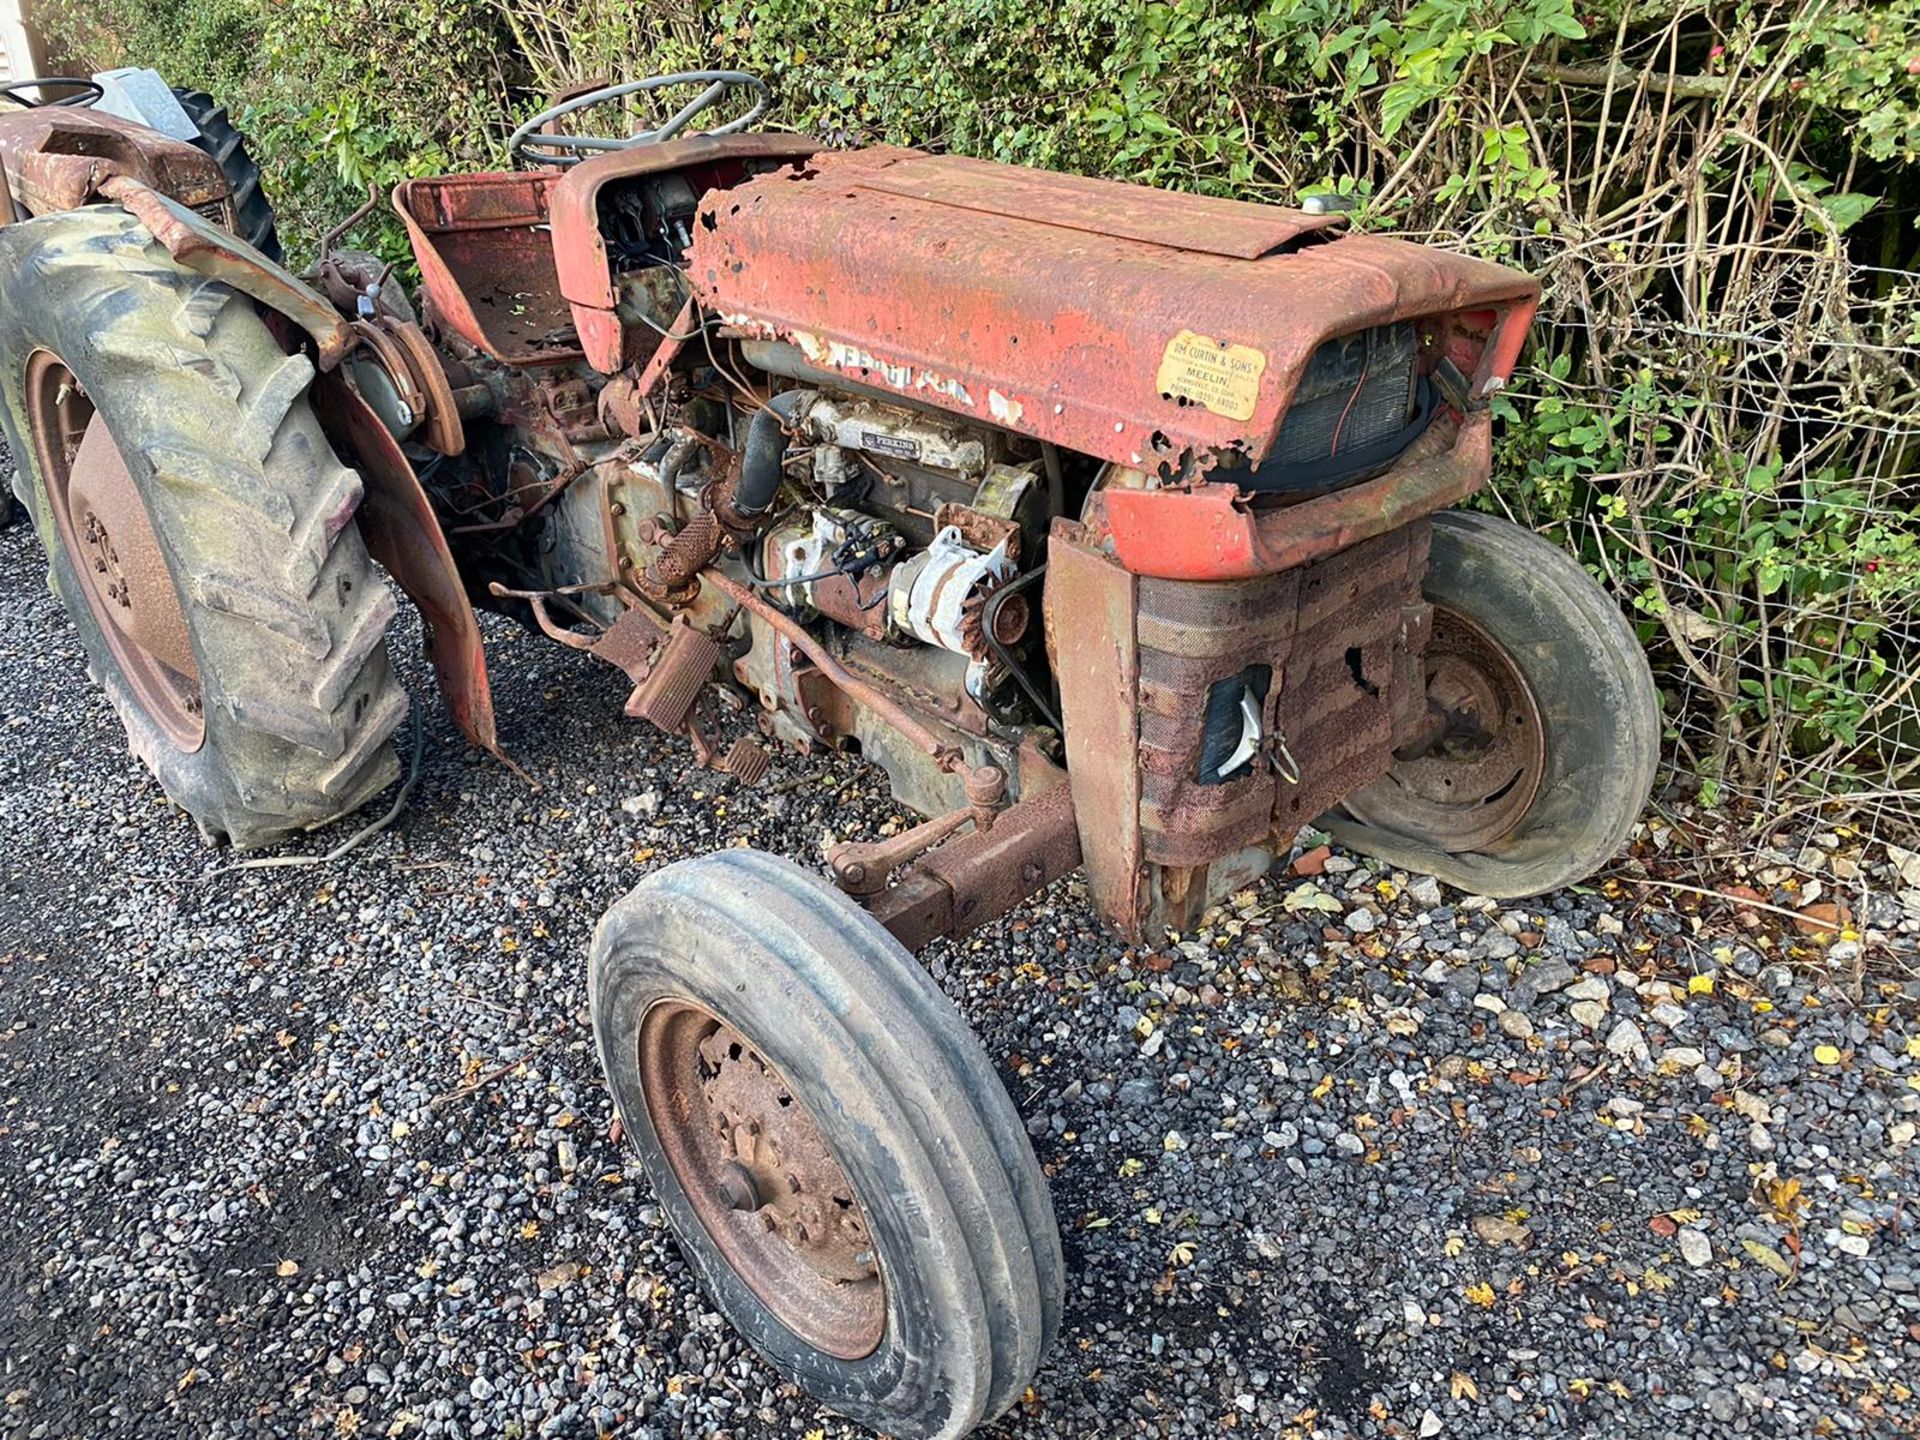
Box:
686;146;1538;478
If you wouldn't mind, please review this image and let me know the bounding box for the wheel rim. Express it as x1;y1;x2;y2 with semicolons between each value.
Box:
25;350;204;750
1344;606;1544;852
638;1000;885;1360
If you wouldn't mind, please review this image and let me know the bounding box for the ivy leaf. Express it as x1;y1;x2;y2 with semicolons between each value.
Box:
1816;192;1880;233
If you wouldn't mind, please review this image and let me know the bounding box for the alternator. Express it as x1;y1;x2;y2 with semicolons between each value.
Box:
887;525;1017;698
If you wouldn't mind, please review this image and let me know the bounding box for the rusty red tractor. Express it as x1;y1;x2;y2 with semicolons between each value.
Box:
0;71;1657;1438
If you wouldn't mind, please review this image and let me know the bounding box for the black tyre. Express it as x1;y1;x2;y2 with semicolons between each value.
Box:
0;206;407;847
2;434;20;530
591;849;1062;1440
1328;509;1658;896
171;86;282;262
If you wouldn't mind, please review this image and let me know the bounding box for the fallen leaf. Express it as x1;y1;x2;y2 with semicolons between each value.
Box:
536;1261;582;1293
1793;901;1849;937
1762;1175;1806;1222
1464;1281;1496;1307
276;1259;300;1278
1688;974;1715;995
1449;1370;1479;1401
1283;884;1344;915
1742;1238;1794;1278
1471;1214;1531;1248
1732;1090;1773;1125
1813;1044;1842;1065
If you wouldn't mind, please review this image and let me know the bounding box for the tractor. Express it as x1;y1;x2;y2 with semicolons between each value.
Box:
0;70;1658;1438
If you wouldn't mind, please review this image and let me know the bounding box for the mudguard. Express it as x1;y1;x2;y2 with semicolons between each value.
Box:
118;180;503;761
313;369;504;763
98;176;353;370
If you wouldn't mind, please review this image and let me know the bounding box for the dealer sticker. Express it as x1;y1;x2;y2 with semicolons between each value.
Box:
1155;331;1267;421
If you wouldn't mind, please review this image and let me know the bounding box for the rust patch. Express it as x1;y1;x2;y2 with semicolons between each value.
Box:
98;177;353;370
1044;526;1145;936
392;172;581;365
689;147;1537;474
314;370;502;759
866;783;1081;951
1093;410;1488;580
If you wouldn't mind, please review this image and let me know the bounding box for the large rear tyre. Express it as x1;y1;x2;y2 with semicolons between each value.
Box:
1328;509;1658;897
591;849;1062;1440
170;87;282;262
0;206;407;847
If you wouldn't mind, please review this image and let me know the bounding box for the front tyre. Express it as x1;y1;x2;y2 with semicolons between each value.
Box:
0;207;407;847
1329;509;1659;897
591;849;1062;1440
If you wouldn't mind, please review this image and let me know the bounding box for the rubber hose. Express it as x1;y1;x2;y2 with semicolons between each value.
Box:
735;389;812;517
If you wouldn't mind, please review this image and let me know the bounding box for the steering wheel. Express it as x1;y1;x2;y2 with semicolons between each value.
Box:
509;72;772;168
0;77;105;109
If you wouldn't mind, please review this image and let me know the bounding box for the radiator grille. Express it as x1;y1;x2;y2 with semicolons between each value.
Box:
1247;321;1425;495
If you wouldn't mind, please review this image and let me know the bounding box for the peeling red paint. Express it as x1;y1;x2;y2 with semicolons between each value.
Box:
689;147;1538;473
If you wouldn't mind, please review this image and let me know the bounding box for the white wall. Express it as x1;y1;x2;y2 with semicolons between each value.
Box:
0;0;48;86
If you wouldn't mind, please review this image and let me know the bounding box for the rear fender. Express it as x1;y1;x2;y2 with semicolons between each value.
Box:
0;106;222;215
99;176;354;369
312;368;504;762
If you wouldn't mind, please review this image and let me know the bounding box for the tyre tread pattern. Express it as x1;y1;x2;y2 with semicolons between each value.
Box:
591;850;1064;1439
169;88;283;263
0;208;405;846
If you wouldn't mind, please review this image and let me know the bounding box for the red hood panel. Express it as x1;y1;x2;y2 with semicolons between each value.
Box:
843;149;1347;259
688;147;1538;473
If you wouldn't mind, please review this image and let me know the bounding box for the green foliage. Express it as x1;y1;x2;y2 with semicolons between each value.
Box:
1492;345;1919;768
1799;0;1920;163
39;0;510;262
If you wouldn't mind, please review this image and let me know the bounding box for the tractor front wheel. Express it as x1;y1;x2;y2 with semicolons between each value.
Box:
1329;509;1659;897
0;206;408;847
591;849;1062;1440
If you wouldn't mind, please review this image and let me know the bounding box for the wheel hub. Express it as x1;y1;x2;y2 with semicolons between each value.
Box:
638;1001;884;1359
25;351;204;749
698;1025;879;1285
1343;606;1545;852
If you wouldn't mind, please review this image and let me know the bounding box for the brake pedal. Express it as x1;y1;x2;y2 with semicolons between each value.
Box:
626;618;718;733
721;736;771;786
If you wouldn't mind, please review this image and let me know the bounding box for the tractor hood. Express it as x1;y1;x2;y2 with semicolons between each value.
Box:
687;146;1538;476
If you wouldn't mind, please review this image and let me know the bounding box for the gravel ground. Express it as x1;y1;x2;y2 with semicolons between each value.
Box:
2;498;1919;1440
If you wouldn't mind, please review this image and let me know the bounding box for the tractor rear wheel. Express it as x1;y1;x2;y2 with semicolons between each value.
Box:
591;849;1062;1440
1328;509;1659;897
0;206;407;847
171;87;282;262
